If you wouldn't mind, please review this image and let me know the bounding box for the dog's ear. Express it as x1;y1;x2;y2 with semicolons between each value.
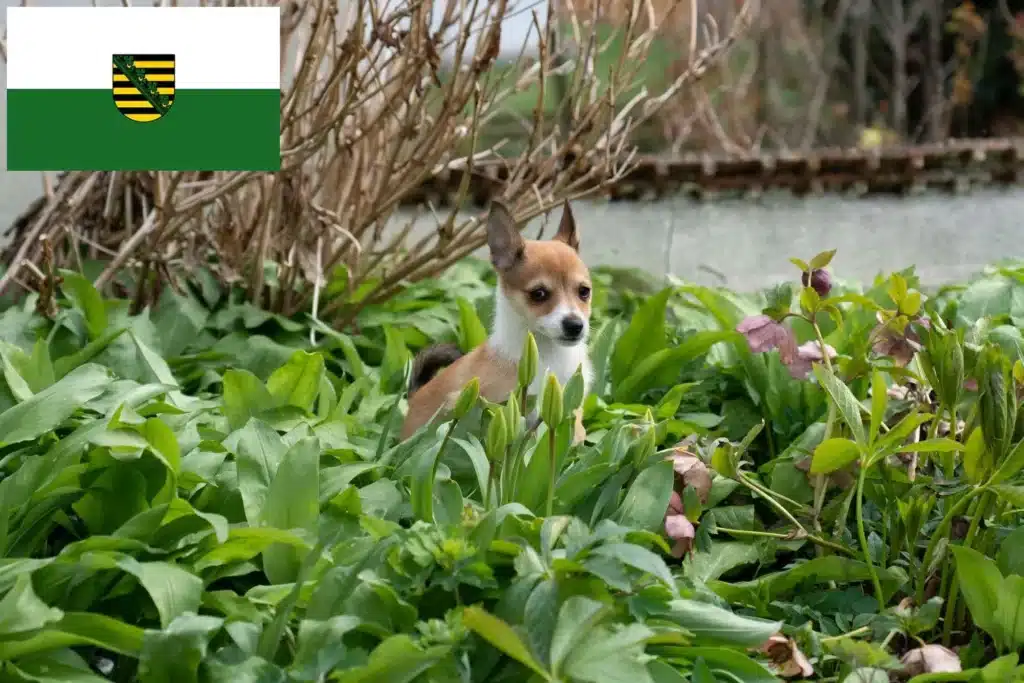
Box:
553;201;579;251
487;201;525;272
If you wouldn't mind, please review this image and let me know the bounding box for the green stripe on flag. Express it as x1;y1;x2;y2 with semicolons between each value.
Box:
7;89;280;171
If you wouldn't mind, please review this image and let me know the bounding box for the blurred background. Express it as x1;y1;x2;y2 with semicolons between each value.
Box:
2;0;1023;294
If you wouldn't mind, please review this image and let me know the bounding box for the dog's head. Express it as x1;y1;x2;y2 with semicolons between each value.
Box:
486;200;591;347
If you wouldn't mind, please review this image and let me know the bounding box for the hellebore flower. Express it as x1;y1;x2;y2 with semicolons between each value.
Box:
760;634;815;679
785;340;838;379
801;268;832;297
737;315;798;364
871;313;930;366
663;445;712;558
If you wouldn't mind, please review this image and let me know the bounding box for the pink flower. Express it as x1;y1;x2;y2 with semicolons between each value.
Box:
737;315;798;364
786;340;838;379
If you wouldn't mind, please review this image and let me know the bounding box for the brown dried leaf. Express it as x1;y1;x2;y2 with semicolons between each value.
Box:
900;644;962;675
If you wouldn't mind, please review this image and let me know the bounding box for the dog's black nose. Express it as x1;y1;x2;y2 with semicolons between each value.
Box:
561;316;585;340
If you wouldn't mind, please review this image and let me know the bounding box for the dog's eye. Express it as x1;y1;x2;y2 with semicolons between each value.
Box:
528;287;550;303
578;285;591;301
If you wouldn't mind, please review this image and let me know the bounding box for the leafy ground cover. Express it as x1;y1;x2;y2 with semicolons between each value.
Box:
1;252;1024;682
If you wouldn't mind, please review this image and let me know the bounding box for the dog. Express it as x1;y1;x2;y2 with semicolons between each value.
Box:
400;200;593;443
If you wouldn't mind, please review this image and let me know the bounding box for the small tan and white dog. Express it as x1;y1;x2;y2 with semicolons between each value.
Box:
400;200;593;442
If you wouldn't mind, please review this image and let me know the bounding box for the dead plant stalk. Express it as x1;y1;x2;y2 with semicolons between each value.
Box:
1;0;757;324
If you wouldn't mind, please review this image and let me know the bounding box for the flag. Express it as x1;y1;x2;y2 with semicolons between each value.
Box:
6;7;281;172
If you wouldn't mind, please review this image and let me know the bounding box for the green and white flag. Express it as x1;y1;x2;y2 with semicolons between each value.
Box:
6;7;281;171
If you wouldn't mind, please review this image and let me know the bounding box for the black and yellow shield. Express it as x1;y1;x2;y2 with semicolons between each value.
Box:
112;54;175;122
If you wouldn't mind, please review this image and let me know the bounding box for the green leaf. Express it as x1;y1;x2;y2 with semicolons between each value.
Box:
292;615;362;680
222;369;276;431
951;545;1004;647
0;612;145;660
561;623;655;683
588;319;619;396
335;633;449;683
117;557;203;629
687;542;761;582
665;647;778;683
614;331;737;403
611;287;672;390
59;270;108;340
233;418;288;524
266;350;325;413
812;364;866;445
809;249;836;270
0;573;63;635
261;436;321;584
550;596;609;676
2;650;113;683
897;438;964;453
0;363;110;446
462;606;550;680
456;297;488;352
137;614;224;683
666;599;780;647
614;459;674;533
590;543;676;591
810;438;862;474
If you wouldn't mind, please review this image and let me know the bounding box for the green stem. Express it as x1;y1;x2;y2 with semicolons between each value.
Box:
545;426;557;516
942;490;992;645
856;456;886;607
739;474;855;556
916;485;989;604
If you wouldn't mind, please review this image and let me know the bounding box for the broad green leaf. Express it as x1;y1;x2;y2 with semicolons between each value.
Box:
117;558;203;629
590;543;676;591
0;363;110;446
614;459;674;533
713;556;907;602
261;436;321;584
995;574;1024;652
0;612;144;660
60;270;108;340
137;614;224;683
810;437;862;474
614;331;738;403
666;599;780;647
334;633;450;683
266;350;325;413
897;438;964;453
663;647;777;683
291;615;362;680
462;606;550;680
687;542;761;582
2;650;112;683
222;369;276;431
550;596;608;675
233;418;289;524
561;623;655;683
0;573;63;635
194;527;310;571
951;545;1004;646
998;526;1024;577
611;287;672;390
812;364;866;445
588;318;619;395
842;669;889;683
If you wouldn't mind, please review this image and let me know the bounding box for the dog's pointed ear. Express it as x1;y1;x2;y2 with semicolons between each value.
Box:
553;201;579;251
487;201;525;272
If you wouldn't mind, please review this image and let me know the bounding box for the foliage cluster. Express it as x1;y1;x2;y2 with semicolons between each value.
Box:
1;251;1024;682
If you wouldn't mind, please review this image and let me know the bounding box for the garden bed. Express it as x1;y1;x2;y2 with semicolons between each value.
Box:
1;251;1023;682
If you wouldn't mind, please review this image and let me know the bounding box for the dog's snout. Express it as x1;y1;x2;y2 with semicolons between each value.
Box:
561;316;585;340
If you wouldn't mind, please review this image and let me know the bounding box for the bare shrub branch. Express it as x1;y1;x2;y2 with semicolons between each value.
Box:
1;0;756;323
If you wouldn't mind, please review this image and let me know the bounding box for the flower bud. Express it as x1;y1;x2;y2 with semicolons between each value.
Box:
486;409;508;462
452;377;480;419
801;268;832;297
540;372;563;429
517;333;539;390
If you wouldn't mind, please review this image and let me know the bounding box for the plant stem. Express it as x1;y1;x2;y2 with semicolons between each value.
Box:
856;455;886;607
545;426;557;516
